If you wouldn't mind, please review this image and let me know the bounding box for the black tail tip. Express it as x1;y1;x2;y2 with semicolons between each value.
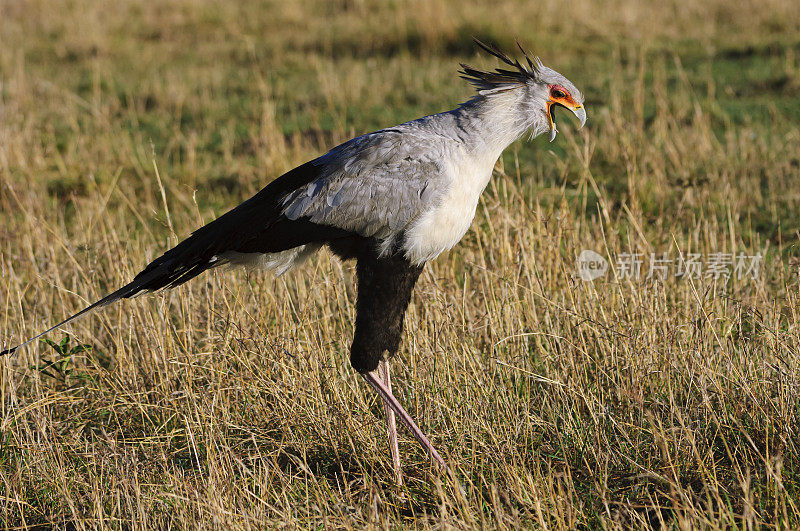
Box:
0;347;17;356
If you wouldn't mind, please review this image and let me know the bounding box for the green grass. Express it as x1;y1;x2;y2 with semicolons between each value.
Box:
2;0;800;528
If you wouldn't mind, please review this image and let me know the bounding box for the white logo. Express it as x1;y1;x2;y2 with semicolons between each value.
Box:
577;250;608;281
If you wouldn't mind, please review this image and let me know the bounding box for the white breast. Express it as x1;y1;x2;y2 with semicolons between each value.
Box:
402;150;497;265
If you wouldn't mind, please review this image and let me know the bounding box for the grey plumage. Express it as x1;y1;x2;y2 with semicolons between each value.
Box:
282;129;447;249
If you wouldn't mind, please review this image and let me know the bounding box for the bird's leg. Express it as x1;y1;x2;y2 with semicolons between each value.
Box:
363;369;448;470
351;251;449;474
378;360;402;485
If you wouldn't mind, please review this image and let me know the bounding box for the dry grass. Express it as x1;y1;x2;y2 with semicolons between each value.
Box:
2;0;800;527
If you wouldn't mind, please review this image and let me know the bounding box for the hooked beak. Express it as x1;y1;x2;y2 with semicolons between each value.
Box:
547;102;587;142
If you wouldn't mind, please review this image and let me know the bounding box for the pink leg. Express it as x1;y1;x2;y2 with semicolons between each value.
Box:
378;361;403;486
363;368;448;471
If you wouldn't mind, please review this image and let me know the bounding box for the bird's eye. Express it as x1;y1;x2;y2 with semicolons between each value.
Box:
551;89;567;99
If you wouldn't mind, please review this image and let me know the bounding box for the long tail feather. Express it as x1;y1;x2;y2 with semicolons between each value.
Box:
0;271;160;356
0;229;239;357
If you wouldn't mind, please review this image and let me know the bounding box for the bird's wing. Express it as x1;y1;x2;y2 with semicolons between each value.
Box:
281;130;450;241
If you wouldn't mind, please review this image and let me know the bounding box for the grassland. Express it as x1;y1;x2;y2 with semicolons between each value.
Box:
2;0;800;527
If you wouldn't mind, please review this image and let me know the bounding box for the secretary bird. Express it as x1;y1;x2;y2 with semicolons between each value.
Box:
2;40;586;484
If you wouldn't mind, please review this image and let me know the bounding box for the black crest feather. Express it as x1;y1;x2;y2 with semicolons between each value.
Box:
459;39;540;93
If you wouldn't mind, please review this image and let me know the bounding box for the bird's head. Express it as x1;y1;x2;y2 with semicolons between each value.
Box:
460;40;586;142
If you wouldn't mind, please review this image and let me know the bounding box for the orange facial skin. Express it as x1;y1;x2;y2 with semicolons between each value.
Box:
546;84;584;139
547;84;580;108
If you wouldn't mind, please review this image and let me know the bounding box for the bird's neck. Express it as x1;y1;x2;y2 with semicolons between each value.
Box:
454;92;546;160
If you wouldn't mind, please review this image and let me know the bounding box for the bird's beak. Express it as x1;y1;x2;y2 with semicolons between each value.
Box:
546;102;587;142
572;106;587;129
